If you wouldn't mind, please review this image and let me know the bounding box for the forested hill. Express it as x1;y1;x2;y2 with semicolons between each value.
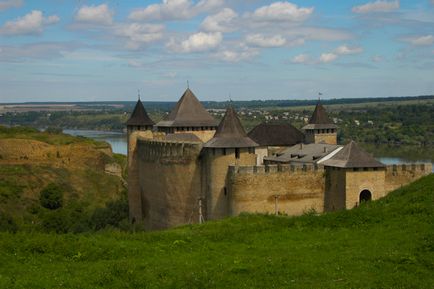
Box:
0;126;127;232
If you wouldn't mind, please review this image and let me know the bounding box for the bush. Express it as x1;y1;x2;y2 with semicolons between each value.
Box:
39;183;64;210
0;211;18;233
90;193;129;230
40;209;71;233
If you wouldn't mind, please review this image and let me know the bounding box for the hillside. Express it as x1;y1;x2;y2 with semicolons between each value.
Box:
0;174;433;288
0;126;127;228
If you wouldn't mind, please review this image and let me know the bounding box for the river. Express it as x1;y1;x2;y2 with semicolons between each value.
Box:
64;129;434;171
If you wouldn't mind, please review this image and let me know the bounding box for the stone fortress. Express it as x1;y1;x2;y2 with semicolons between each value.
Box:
127;88;432;230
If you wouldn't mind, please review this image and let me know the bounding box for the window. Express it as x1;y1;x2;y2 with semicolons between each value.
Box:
235;148;240;159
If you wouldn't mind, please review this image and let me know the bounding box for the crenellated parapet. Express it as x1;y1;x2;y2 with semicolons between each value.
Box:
137;138;202;164
386;163;432;174
229;163;325;175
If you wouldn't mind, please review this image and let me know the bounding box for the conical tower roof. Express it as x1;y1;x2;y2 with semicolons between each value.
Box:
309;102;332;124
204;106;258;148
156;88;218;127
302;101;337;130
322;141;385;168
126;99;155;126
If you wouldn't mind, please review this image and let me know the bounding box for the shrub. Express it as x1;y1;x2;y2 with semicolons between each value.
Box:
0;211;18;233
90;193;129;230
39;183;64;210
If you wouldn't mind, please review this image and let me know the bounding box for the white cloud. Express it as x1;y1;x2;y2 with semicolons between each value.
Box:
352;0;399;14
201;8;237;32
0;0;23;11
250;1;313;22
215;47;259;62
291;53;310;64
129;0;223;21
0;10;59;36
75;4;113;25
319;53;337;63
403;35;434;46
335;45;363;55
167;31;222;53
245;34;286;47
114;23;164;49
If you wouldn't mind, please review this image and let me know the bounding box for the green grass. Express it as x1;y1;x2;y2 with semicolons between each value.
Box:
0;174;433;288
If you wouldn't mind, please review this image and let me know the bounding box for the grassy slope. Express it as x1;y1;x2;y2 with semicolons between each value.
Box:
0;126;126;224
0;174;433;288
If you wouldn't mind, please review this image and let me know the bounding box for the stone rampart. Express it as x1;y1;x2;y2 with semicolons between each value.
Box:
137;139;203;230
385;163;432;192
228;164;325;216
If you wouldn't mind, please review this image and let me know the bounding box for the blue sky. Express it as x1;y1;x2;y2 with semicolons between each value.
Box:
0;0;433;102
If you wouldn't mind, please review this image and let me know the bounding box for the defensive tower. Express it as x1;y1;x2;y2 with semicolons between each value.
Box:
155;88;218;142
323;141;386;211
126;97;155;222
303;101;337;145
203;106;258;219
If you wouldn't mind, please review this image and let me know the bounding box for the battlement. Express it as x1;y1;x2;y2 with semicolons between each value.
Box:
229;163;325;175
385;163;432;173
137;138;202;163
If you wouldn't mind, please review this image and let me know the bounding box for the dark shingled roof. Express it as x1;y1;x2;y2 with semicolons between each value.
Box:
322;141;385;168
156;88;218;128
126;99;155;126
309;102;332;124
204;106;258;148
248;122;304;146
302;101;337;130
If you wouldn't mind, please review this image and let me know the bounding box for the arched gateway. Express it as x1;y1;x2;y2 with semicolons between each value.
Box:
359;190;372;203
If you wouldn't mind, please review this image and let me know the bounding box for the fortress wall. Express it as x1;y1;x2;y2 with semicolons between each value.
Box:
324;168;346;211
385;163;432;193
228;164;325;216
314;133;337;145
203;148;257;220
345;169;386;209
127;130;154;222
174;130;216;142
137;139;203;230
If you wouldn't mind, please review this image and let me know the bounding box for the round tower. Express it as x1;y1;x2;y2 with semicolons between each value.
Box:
126;97;155;223
202;106;258;220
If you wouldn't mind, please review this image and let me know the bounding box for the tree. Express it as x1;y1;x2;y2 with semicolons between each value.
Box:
39;183;64;210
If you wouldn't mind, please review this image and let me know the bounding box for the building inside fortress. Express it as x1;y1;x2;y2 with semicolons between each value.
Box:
127;88;432;230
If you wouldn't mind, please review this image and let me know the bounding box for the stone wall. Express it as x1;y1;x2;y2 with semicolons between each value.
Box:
314;133;337;145
344;169;386;209
127;130;154;222
324;167;346;211
385;163;432;192
137;138;203;230
203;148;256;220
174;130;216;142
228;164;325;216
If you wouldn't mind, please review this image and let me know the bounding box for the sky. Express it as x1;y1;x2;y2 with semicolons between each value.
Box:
0;0;434;102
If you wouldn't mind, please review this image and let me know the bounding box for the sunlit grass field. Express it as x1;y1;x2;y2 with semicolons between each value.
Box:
0;174;433;288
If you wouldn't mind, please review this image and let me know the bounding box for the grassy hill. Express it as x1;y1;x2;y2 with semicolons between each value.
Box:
0;126;127;230
0;174;433;288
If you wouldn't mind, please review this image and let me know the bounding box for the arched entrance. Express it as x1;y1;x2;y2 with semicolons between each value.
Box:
359;190;372;203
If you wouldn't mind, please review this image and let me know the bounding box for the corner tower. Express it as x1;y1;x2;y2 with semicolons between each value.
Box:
303;101;337;145
126;98;155;223
323;141;386;211
155;88;218;142
203;106;258;220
